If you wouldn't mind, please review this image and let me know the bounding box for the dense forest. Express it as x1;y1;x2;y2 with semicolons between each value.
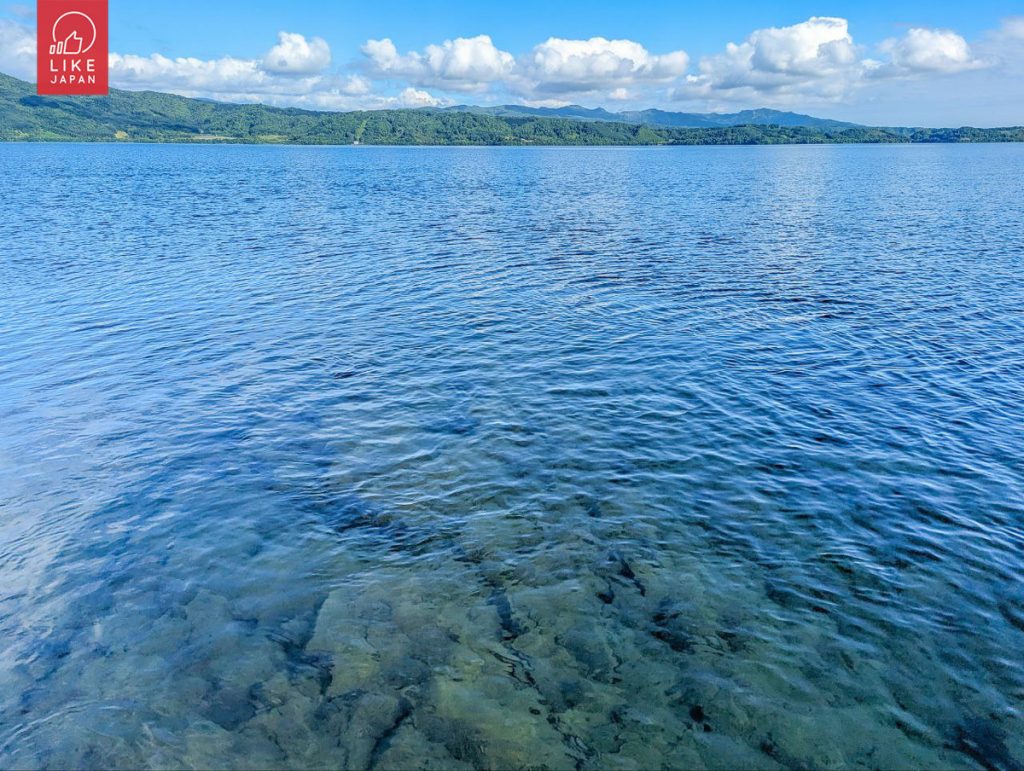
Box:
435;104;860;129
2;73;1023;146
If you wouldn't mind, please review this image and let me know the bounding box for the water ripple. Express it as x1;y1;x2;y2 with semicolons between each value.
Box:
1;144;1023;769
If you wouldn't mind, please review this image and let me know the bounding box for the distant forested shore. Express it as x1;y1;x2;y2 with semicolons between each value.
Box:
2;73;1022;146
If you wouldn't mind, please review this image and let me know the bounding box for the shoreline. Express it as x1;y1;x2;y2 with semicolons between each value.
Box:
4;138;1024;148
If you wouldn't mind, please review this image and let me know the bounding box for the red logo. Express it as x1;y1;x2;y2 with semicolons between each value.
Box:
37;0;108;95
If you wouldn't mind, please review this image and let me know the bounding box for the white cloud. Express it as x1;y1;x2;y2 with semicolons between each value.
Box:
106;33;376;109
745;17;857;75
107;50;395;109
105;32;332;97
677;17;861;104
335;74;371;96
262;31;331;75
3;25;337;96
672;17;1000;107
878;28;981;74
515;37;688;97
251;81;441;111
361;35;513;92
361;34;688;101
0;18;35;80
110;52;268;93
396;86;443;107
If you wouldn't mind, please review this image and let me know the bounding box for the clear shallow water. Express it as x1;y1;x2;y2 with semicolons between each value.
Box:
1;143;1023;770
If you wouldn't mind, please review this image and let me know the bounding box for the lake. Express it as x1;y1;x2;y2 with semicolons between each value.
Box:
1;143;1022;769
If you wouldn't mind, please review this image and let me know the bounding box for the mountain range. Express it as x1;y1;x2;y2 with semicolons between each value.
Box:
2;71;1022;146
437;104;860;130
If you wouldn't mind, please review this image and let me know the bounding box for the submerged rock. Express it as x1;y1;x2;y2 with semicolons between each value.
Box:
557;625;618;682
371;722;475;770
347;691;412;770
428;671;574;770
306;589;389;698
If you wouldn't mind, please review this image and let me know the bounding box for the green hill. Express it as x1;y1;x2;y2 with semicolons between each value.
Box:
441;104;860;130
2;72;1022;146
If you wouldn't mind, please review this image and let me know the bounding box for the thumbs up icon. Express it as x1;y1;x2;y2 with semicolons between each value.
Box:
51;30;84;55
62;31;84;55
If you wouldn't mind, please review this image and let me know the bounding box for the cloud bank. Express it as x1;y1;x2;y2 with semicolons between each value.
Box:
361;35;513;92
262;31;331;75
677;17;859;102
0;14;1021;123
106;32;398;110
876;28;981;75
515;37;689;99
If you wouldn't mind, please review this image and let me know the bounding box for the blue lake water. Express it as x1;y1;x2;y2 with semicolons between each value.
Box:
1;143;1023;769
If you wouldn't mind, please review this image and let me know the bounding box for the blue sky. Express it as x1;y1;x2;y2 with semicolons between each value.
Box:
103;1;1018;60
3;1;1023;125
